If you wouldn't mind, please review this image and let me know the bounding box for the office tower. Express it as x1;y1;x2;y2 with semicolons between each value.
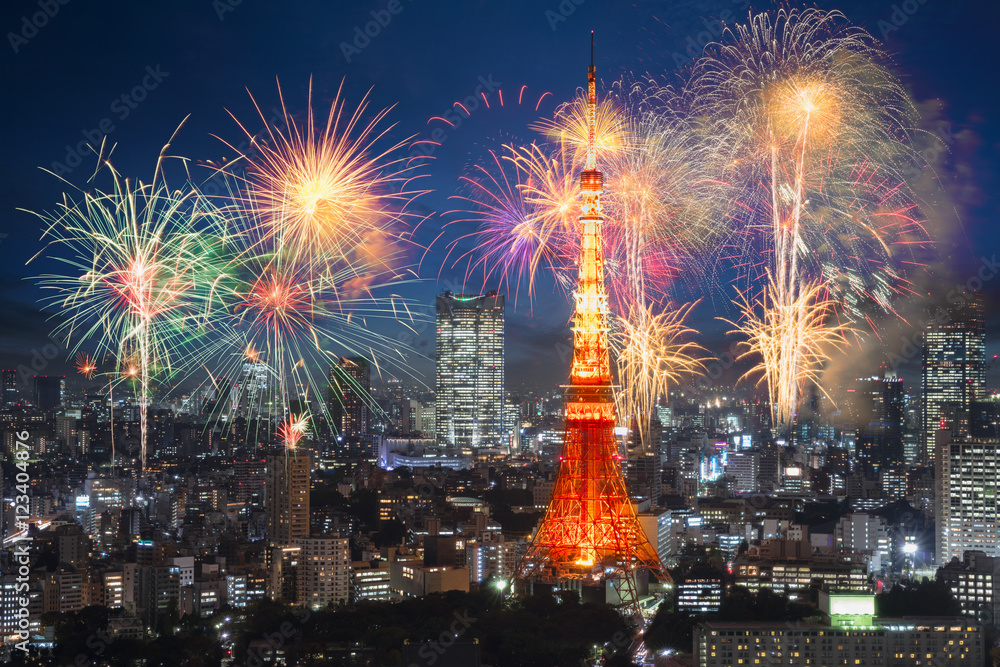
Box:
33;375;65;412
328;357;371;439
849;372;904;473
922;294;985;464
435;290;505;450
265;453;310;546
970;397;1000;438
1;370;17;406
234;361;270;418
297;536;350;610
937;438;1000;566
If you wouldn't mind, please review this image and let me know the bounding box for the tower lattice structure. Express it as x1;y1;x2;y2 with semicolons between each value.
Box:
515;36;667;616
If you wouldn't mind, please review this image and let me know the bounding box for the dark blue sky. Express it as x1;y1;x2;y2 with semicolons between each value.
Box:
2;0;998;394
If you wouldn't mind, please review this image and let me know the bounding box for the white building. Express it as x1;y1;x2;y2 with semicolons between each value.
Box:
298;536;350;610
937;439;1000;566
835;513;891;573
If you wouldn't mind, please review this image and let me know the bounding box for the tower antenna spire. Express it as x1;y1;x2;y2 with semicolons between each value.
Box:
515;31;668;620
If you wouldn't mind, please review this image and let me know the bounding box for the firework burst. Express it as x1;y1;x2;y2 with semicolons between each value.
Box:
28;154;225;467
75;353;97;379
227;79;427;282
687;8;927;423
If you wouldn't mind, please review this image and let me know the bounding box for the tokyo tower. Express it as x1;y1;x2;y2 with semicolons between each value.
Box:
515;34;667;617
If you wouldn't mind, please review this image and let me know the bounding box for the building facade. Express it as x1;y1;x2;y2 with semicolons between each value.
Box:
936;439;1000;566
265;454;310;546
328;357;371;439
298;536;350;610
921;295;985;465
435;291;505;452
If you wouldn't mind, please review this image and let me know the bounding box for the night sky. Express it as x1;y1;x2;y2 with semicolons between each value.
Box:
2;0;998;394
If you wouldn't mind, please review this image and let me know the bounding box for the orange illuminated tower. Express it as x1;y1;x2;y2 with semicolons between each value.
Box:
516;34;667;616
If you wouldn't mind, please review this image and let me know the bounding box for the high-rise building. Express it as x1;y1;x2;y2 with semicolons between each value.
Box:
298;536;350;610
328;357;371;439
936;438;1000;566
234;362;270;419
435;291;505;451
1;370;17;406
33;375;65;413
849;372;904;473
921;295;985;464
265;453;310;546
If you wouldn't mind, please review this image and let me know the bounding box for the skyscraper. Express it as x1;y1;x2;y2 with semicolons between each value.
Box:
33;376;65;413
265;453;310;546
435;290;505;451
936;438;1000;566
921;294;985;465
849;372;904;473
328;357;371;439
1;370;17;407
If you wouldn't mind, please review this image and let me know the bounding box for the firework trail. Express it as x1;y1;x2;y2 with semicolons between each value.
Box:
724;277;852;421
687;8;928;424
444;145;578;306
611;302;706;451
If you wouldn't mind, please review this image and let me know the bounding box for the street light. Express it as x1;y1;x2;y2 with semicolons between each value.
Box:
495;578;507;611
